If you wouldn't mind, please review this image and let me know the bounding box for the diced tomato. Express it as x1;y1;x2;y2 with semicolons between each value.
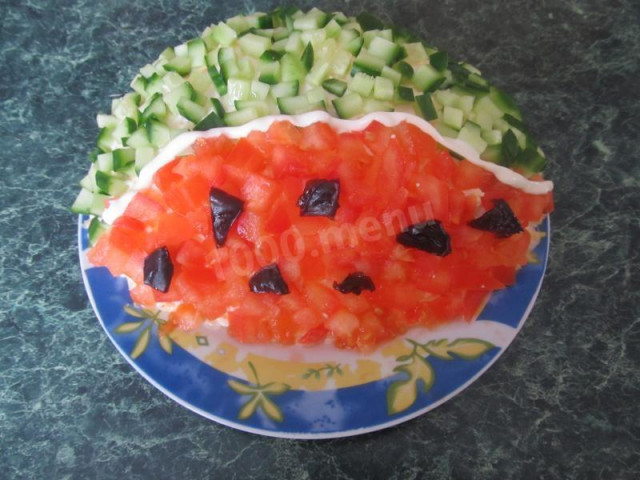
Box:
89;120;553;350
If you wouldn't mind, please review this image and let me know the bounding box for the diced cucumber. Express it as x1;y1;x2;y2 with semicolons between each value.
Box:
96;152;114;172
79;164;99;192
481;129;503;146
434;89;458;107
345;37;364;56
164;81;196;113
331;11;349;25
96;126;115;152
352;50;386;76
112;117;137;142
481;145;505;165
362;98;393;114
187;38;207;67
333;93;364;119
305;87;325;104
177;97;207;123
402;42;429;63
112;148;135;170
324;18;342;38
163;55;192;75
145;73;165;96
349;72;375;97
257;13;273;29
130;74;147;95
226;15;252;34
397;86;415;102
207;66;227;95
368;36;402;65
429;51;448;72
373;76;394;100
251;80;270;100
140;93;167;122
322;78;347;97
235;57;255;80
260;50;284;62
226;78;252;101
277;95;325;115
489;86;522;120
300;42;314;71
211;97;225;118
212;22;237;46
270;80;299;98
280;52;306;81
271;27;290;41
235;99;271;117
238;33;272;57
125;126;151;148
71;188;108;215
330;50;352;76
188;69;214;94
380;66;402;86
457;122;488;153
293;8;330;30
415;94;437;120
307;61;330;86
95;171;128;196
224;107;260;126
392;60;414;79
112;93;141;122
218;47;238;80
339;27;360;44
455;94;475;114
442;106;464;130
135;146;156;173
87;217;108;246
258;61;282;85
431;119;460;139
413;64;444;92
472;110;494;131
145;119;172;147
284;31;303;56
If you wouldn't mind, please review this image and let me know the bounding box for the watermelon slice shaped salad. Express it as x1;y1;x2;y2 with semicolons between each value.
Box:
73;6;554;437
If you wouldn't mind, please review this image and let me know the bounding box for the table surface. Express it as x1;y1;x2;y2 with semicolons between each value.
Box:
1;0;638;478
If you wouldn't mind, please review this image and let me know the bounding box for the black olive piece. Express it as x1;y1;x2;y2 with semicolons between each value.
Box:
209;187;244;247
396;220;452;257
468;199;523;238
298;179;340;218
249;264;290;295
143;246;173;293
333;272;376;295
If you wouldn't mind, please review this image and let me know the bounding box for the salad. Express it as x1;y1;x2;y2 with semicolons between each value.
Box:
73;7;554;350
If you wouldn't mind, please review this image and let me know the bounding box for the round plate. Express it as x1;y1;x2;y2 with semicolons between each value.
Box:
79;214;550;439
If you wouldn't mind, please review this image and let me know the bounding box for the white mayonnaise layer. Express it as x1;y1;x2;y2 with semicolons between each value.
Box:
102;111;553;224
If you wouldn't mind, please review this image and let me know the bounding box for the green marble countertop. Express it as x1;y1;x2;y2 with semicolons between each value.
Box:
1;0;638;478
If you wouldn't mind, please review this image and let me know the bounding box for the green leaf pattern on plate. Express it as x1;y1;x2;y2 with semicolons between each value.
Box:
301;363;343;380
115;304;174;359
228;361;290;422
387;337;495;415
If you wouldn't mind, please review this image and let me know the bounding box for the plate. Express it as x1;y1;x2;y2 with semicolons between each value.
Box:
79;214;550;439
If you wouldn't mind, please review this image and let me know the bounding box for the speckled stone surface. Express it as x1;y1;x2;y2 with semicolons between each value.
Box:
1;0;638;478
